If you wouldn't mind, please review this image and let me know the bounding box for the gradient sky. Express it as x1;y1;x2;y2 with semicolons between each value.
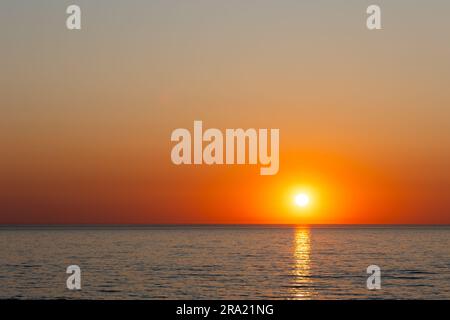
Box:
1;0;450;224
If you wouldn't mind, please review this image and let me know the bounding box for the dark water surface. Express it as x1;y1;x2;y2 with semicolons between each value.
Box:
1;226;449;299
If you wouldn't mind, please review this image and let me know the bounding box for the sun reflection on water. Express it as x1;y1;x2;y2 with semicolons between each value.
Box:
291;227;314;299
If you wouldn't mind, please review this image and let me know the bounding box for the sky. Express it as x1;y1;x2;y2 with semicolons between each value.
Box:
1;0;449;224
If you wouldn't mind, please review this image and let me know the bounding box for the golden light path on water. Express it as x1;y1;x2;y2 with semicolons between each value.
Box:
291;228;315;299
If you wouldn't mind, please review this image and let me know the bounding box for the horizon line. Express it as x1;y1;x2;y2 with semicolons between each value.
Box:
1;223;449;230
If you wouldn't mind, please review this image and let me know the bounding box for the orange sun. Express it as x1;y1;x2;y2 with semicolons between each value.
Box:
294;193;310;207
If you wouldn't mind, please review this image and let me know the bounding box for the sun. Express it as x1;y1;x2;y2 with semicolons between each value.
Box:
294;193;310;207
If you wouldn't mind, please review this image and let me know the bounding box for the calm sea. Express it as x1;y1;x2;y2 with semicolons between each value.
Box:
0;226;449;299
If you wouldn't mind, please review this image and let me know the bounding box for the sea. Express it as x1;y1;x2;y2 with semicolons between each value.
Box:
0;225;449;299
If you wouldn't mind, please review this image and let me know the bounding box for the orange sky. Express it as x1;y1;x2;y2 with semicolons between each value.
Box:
1;1;449;224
